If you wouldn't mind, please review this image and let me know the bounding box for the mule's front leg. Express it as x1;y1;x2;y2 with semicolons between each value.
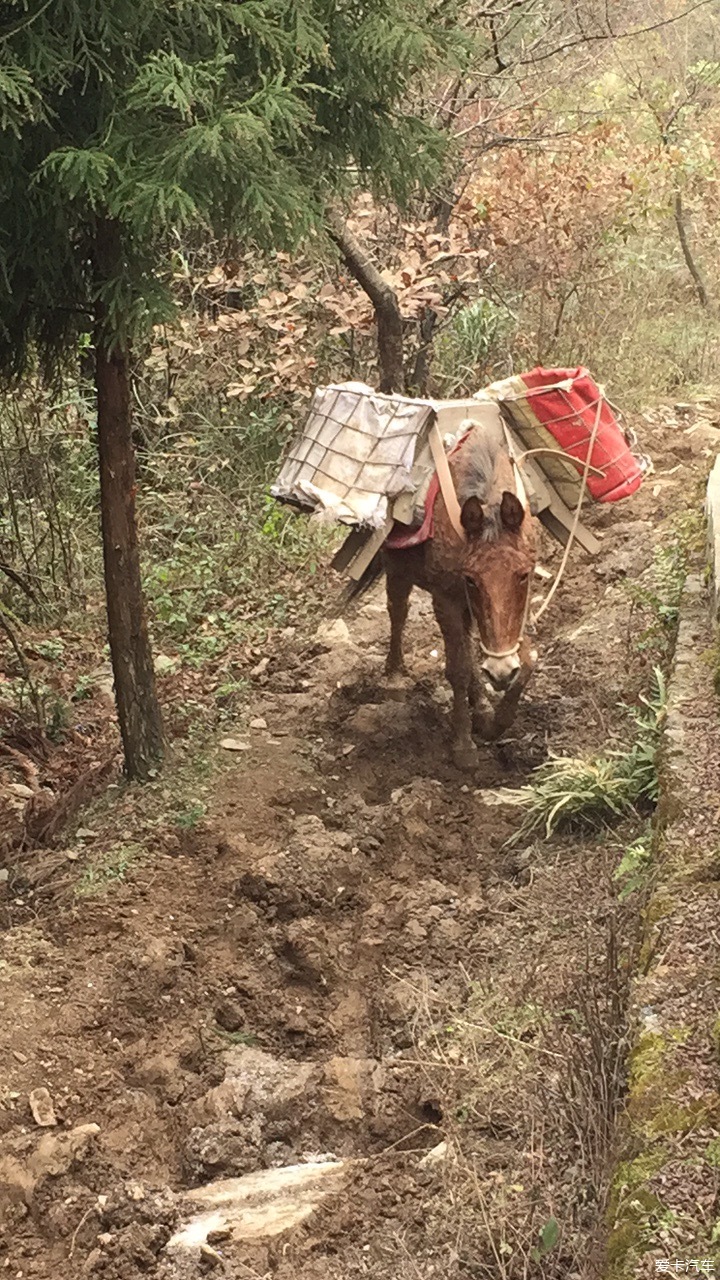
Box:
480;640;538;741
434;595;477;770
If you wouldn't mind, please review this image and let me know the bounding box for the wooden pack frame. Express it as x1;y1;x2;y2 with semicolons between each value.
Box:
329;396;601;585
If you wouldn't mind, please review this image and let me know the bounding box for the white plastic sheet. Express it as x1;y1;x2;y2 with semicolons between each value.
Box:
271;382;433;528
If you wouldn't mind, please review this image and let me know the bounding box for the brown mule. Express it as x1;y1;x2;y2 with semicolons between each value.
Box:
383;422;538;770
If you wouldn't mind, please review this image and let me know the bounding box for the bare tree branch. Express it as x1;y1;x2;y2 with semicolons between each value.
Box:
326;213;405;394
674;192;709;308
517;0;716;67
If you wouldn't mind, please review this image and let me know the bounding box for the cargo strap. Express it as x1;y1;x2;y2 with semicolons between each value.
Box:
428;417;530;546
428;420;466;542
532;396;604;624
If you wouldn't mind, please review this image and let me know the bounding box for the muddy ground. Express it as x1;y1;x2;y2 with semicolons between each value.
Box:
0;403;716;1279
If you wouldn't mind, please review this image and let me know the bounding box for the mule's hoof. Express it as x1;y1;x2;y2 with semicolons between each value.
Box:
384;667;411;701
452;741;479;771
384;660;409;679
490;695;524;739
384;671;412;701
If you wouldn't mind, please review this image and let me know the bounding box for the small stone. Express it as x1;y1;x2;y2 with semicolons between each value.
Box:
8;784;34;800
206;1228;232;1245
97;1195;108;1208
341;744;355;756
419;1140;449;1168
250;717;268;730
0;869;9;884
76;828;96;840
322;1056;381;1122
127;1182;146;1202
215;999;245;1033
97;1233;114;1247
314;618;350;646
220;738;251;752
251;657;270;677
12;1050;27;1064
66;850;80;862
200;1244;224;1268
154;654;178;675
29;1087;57;1127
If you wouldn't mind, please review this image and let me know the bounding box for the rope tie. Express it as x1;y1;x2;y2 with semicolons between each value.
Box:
531;396;604;625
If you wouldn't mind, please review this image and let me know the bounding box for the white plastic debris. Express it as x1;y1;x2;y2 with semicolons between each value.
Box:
168;1161;348;1251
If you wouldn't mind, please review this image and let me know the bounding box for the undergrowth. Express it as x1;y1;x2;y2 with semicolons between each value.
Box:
433;296;515;395
515;669;666;840
0;381;340;735
517;506;702;842
613;828;652;902
416;909;631;1279
75;842;144;896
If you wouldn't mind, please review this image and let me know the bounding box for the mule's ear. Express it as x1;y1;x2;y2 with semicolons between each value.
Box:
500;490;525;533
461;496;485;536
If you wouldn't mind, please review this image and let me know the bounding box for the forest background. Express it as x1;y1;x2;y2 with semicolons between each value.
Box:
0;0;718;818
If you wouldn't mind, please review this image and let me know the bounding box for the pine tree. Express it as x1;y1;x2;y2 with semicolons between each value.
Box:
0;0;464;779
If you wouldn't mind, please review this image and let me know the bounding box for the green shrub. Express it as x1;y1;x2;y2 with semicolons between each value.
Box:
515;669;666;839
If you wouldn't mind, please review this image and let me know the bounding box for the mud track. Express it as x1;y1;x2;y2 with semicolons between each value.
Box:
0;408;711;1278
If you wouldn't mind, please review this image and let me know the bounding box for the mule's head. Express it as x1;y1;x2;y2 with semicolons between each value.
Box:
460;489;537;691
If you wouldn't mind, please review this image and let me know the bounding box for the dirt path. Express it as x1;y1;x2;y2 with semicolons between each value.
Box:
0;405;714;1279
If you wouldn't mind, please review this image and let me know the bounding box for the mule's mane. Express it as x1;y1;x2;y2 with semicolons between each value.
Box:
453;421;515;542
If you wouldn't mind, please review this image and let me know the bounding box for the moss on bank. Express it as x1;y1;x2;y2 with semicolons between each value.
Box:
603;574;720;1277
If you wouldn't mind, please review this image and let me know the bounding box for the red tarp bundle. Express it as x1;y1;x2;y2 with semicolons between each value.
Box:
506;366;644;504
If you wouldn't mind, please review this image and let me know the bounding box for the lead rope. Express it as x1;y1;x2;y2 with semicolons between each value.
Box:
531;394;605;625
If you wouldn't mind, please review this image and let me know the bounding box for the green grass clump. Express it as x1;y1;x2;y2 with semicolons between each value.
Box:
517;754;639;837
75;843;143;896
516;670;666;839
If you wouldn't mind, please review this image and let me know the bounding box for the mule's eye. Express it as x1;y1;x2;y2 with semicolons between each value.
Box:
518;572;530;586
464;575;475;587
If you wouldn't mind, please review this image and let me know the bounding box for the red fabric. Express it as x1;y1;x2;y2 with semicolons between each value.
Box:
385;472;441;549
519;367;643;503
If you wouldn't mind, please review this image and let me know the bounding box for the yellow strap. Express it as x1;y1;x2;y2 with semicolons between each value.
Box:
428;420;466;542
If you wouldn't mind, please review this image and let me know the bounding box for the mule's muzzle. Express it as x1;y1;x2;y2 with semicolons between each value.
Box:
481;653;521;692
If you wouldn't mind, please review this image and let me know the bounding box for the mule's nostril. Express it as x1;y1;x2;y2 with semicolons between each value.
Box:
485;669;506;692
483;665;519;693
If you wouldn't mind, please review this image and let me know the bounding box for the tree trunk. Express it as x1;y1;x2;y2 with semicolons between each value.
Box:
407;307;439;397
94;219;164;780
327;213;405;393
674;192;709;309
